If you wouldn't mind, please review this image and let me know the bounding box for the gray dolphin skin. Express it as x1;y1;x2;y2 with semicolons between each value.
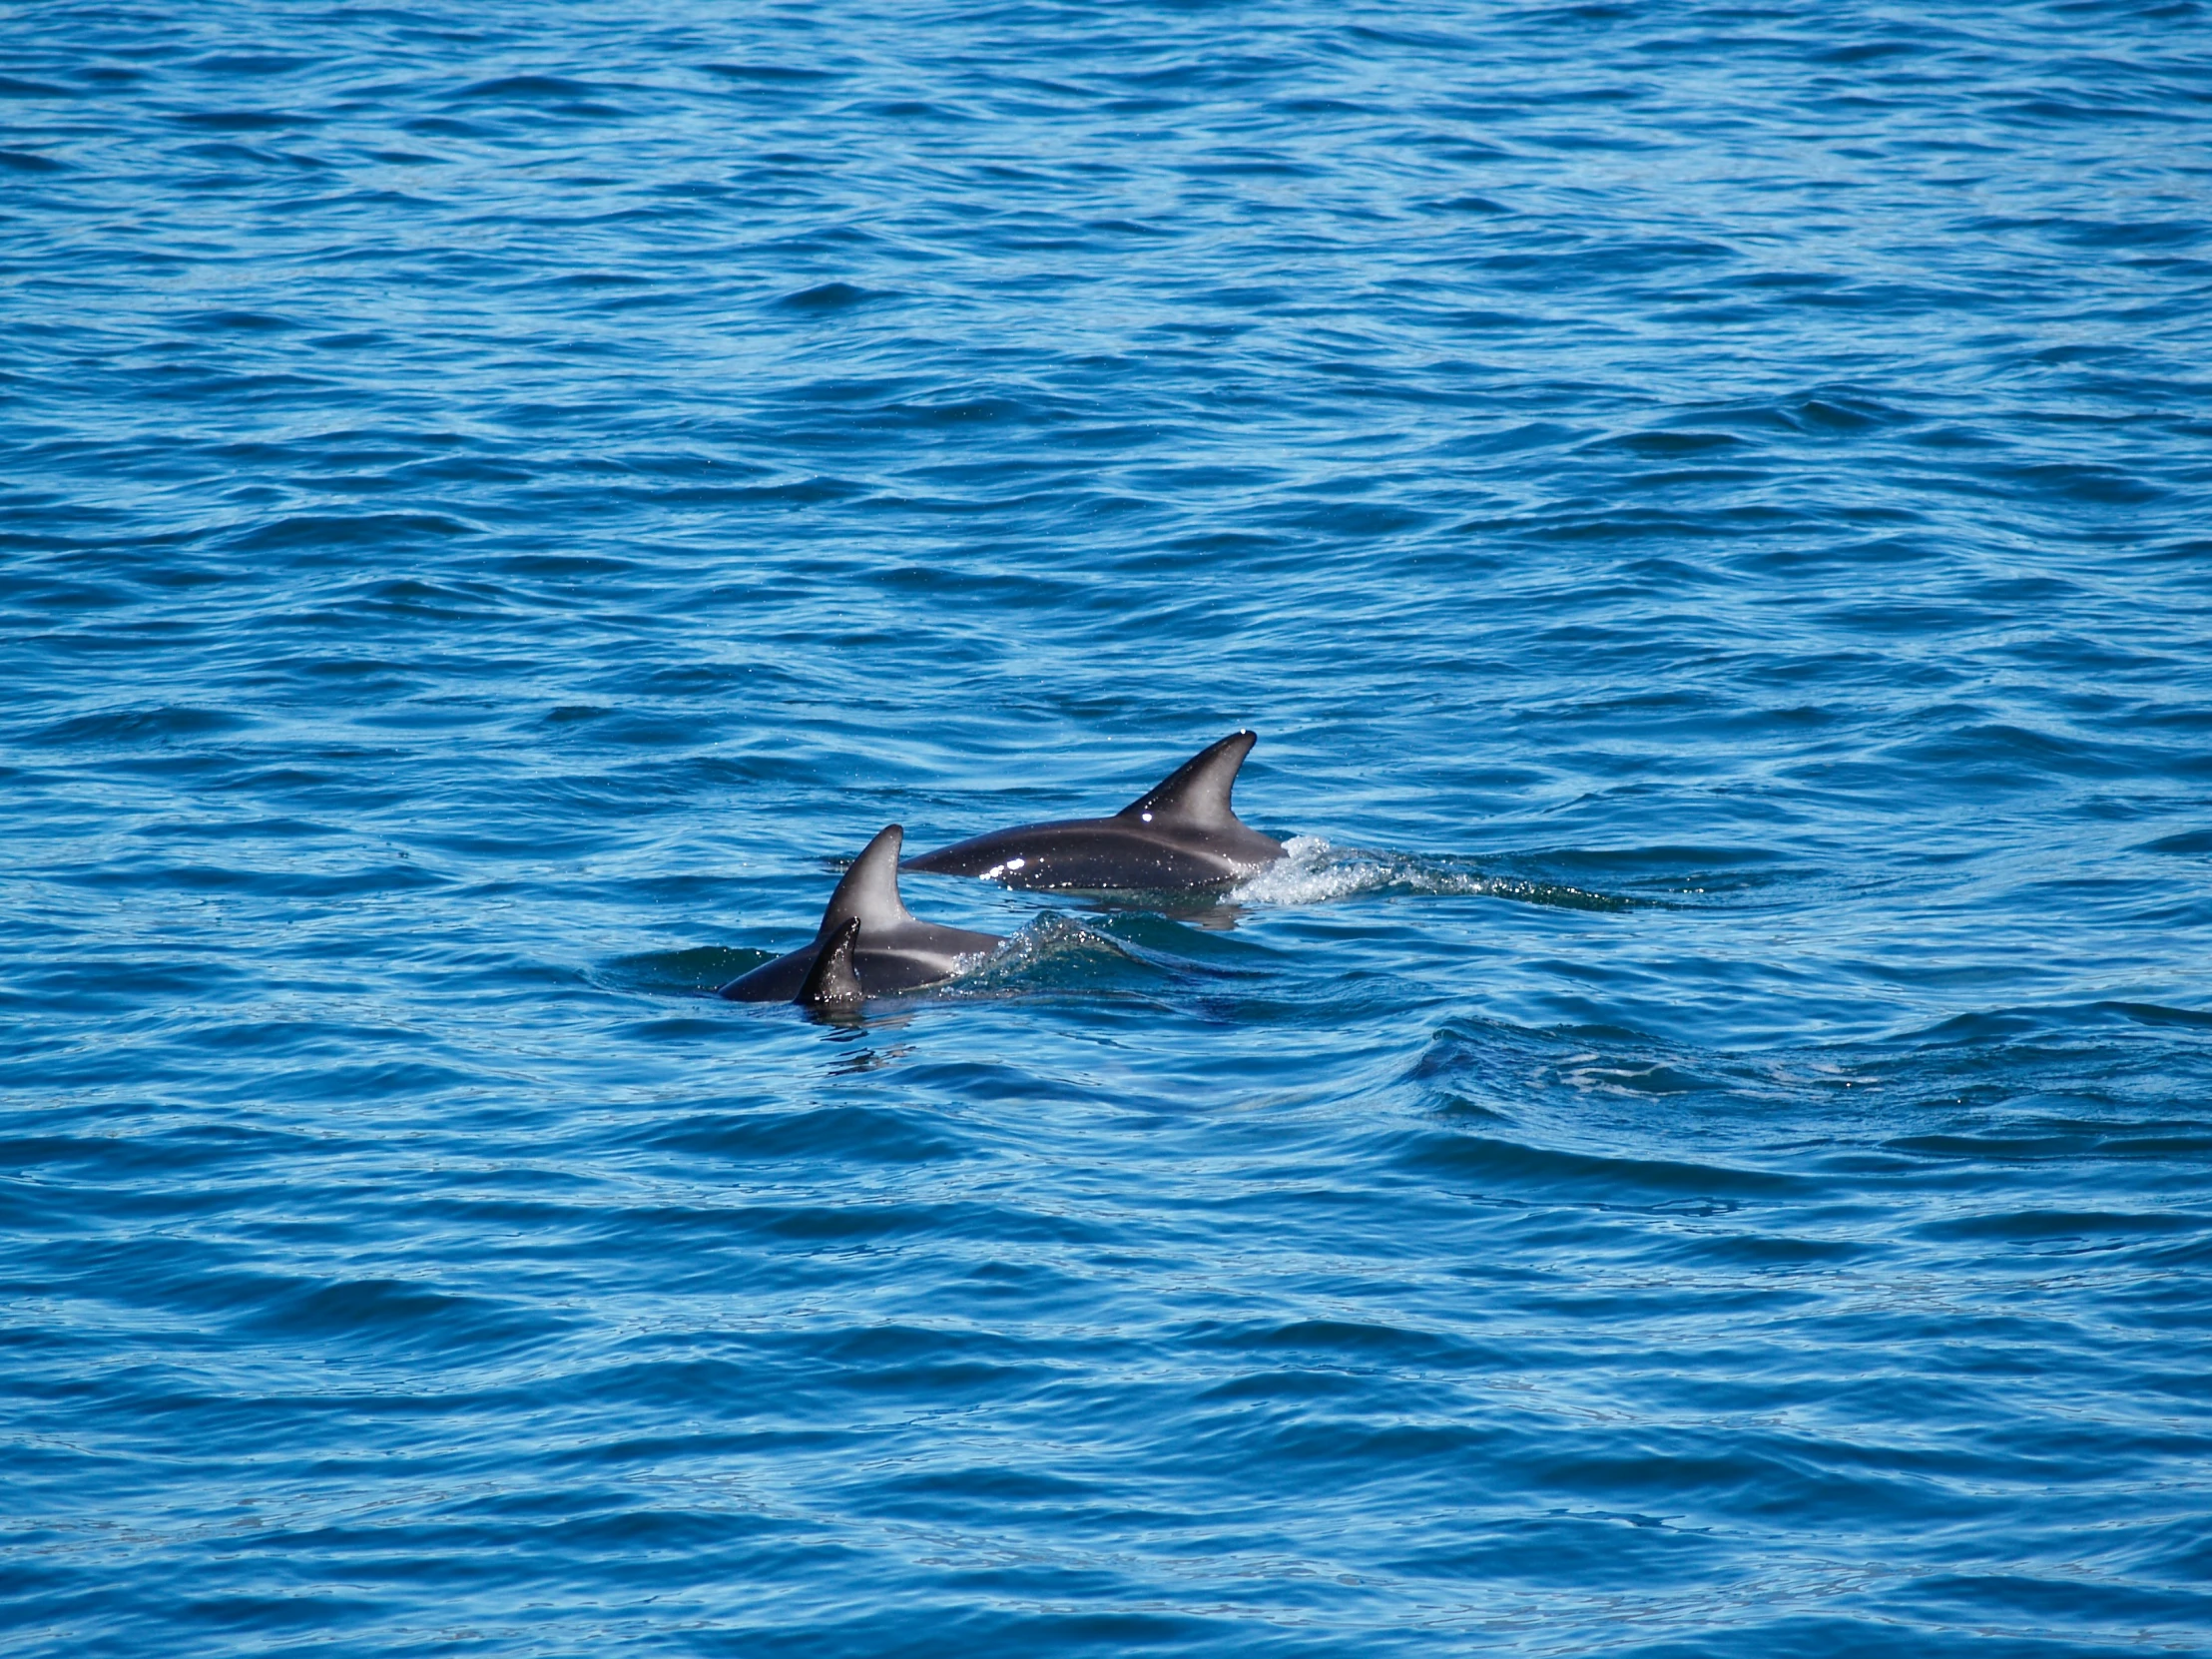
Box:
902;730;1286;891
718;825;1002;1001
792;917;865;1011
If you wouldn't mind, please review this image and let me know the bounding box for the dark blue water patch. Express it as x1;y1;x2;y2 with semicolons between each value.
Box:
185;308;298;332
28;705;255;747
636;1105;964;1166
171;109;316;132
455;75;599;103
703;63;839;85
188;54;312;77
2138;828;2212;856
237;1276;561;1354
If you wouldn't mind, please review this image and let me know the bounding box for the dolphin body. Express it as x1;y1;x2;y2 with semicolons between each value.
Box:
719;825;1002;1001
902;731;1285;891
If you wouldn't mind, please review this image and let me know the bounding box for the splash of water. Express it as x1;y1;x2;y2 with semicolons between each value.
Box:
939;909;1144;994
1232;835;1632;912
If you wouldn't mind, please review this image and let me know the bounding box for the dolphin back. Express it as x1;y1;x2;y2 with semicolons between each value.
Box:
901;731;1284;889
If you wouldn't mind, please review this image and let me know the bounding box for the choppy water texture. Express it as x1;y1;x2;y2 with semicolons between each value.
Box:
6;2;2212;1653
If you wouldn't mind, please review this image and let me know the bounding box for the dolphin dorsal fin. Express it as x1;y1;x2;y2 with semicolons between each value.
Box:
820;825;915;933
795;917;865;1008
1117;731;1258;830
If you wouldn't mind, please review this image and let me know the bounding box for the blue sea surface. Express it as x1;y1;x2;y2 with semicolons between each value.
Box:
6;2;2212;1653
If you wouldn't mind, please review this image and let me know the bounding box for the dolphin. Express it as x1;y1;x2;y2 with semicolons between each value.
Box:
719;825;1003;1001
902;730;1285;891
792;916;865;1011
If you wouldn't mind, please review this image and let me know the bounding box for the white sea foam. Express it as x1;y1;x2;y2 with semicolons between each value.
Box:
1230;834;1499;906
1230;836;1628;912
1230;835;1404;905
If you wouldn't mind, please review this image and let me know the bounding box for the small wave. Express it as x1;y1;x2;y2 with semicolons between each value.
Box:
939;911;1148;997
603;944;770;995
775;280;882;312
1231;836;1632;912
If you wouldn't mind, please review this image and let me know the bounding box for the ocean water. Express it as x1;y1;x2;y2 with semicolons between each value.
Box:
6;2;2212;1652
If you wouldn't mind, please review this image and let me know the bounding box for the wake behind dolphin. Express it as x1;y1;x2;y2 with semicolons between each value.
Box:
903;731;1286;890
700;729;1635;1014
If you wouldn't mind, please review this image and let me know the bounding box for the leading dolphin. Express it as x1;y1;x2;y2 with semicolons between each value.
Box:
902;730;1285;891
719;825;1002;1001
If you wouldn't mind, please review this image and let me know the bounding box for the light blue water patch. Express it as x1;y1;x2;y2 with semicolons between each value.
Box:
4;2;2212;1654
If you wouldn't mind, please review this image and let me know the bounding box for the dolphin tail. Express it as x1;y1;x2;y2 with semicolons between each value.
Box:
819;824;917;933
1117;731;1258;829
794;916;865;1009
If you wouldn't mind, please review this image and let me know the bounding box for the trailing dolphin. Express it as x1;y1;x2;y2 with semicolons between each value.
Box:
902;730;1285;891
719;825;1002;1001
